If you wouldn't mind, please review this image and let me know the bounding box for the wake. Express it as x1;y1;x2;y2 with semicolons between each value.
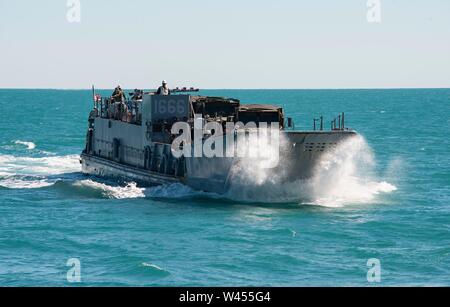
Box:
0;151;201;200
0;154;82;189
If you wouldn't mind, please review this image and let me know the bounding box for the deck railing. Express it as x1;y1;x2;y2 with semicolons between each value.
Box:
331;113;346;131
311;113;347;131
94;98;142;125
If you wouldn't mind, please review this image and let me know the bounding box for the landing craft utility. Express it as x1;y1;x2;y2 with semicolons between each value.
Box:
81;83;357;194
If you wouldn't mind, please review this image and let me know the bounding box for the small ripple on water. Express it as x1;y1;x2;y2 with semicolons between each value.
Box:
141;263;171;276
13;140;36;150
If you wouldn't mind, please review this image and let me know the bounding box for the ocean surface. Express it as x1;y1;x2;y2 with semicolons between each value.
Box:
0;89;449;286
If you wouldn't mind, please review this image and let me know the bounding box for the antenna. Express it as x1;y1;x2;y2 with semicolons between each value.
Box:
92;85;95;108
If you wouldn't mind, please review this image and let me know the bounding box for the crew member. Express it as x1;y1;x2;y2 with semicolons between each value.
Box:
110;85;126;120
111;85;125;102
132;89;143;100
156;80;170;95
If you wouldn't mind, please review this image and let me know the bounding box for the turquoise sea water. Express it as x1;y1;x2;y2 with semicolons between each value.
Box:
0;89;449;286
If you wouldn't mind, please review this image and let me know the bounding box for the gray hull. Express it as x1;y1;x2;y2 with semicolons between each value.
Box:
81;130;356;194
182;130;357;193
81;153;181;186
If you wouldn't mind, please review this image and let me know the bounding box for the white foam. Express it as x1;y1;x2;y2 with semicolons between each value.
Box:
304;136;396;207
0;177;54;189
72;180;145;199
14;140;36;150
226;132;290;195
69;180;213;200
0;154;80;176
225;135;397;207
0;154;81;189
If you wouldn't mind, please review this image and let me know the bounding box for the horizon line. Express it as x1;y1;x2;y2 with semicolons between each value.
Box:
0;86;449;91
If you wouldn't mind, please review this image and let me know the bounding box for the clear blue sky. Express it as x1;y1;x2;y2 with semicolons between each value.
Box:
0;0;449;89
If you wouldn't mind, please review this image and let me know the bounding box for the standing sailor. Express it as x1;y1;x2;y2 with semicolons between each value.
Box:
111;85;125;102
156;80;170;95
111;85;126;120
